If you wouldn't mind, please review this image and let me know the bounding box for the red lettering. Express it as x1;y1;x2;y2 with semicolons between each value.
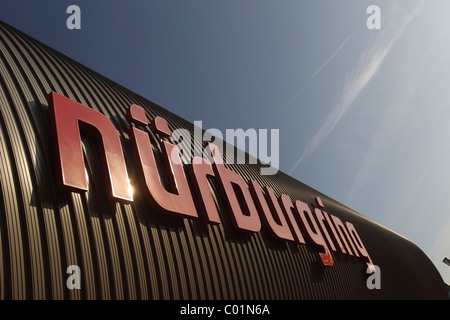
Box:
249;180;294;241
295;200;333;266
346;222;375;272
47;91;132;202
330;214;359;256
129;109;197;218
279;194;305;244
48;93;375;271
126;104;148;126
313;209;337;252
209;143;261;232
189;156;221;224
322;211;347;253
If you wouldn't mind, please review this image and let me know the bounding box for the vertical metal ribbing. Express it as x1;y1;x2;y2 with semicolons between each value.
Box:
149;226;171;300
0;24;67;300
273;248;290;299
3;27;81;300
251;236;272;299
166;226;189;299
81;147;111;300
190;226;214;299
112;205;137;299
0;178;5;300
210;223;240;299
121;204;149;299
240;240;260;299
183;219;207;299
197;227;220;299
0;37;47;299
250;233;276;299
70;193;96;300
103;215;125;299
84;194;112;300
206;225;228;299
280;244;300;299
135;209;160;299
157;230;180;300
17;32;93;301
208;225;232;299
0;111;25;299
210;197;243;299
235;240;255;299
176;222;198;299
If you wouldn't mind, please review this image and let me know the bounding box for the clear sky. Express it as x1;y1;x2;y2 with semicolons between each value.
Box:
1;0;450;284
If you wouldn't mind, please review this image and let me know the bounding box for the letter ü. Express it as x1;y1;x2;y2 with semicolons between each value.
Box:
127;104;197;218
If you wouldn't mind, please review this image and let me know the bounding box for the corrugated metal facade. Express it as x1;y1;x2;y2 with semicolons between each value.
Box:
0;20;446;300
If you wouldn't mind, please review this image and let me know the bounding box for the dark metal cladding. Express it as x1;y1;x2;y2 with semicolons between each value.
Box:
0;19;446;300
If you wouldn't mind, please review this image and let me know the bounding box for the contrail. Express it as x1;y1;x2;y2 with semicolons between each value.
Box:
280;32;354;113
290;4;422;174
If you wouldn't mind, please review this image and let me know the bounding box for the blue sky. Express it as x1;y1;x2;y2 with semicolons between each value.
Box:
1;0;450;283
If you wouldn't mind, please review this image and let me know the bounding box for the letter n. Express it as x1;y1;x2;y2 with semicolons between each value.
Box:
47;92;133;202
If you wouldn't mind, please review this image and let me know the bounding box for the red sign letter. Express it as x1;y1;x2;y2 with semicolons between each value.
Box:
129;111;197;218
190;156;221;224
346;222;376;272
279;194;305;244
209;144;261;233
249;181;294;241
48;92;132;202
295;200;333;266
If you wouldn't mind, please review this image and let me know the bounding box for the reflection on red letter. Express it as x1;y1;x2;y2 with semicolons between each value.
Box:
48;91;132;202
279;194;305;244
190;156;221;224
249;181;294;241
295;200;333;266
346;222;375;272
129;112;197;218
209;144;261;232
